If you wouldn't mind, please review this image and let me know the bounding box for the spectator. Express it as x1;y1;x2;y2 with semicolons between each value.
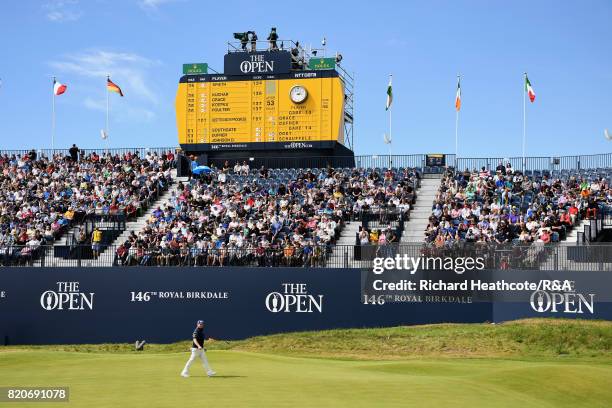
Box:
267;27;278;50
92;227;103;257
69;144;79;162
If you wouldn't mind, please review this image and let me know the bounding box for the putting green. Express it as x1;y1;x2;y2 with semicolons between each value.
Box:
2;319;611;407
1;349;611;407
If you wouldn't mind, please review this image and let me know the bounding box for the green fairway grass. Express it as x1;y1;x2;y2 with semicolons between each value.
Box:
1;319;611;407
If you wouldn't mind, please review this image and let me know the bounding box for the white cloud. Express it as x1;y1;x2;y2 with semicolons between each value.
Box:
83;97;106;112
50;50;161;104
44;0;82;22
138;0;180;10
83;97;156;123
46;10;81;22
124;107;156;122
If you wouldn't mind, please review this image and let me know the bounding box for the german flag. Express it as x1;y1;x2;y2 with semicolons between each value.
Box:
107;78;124;97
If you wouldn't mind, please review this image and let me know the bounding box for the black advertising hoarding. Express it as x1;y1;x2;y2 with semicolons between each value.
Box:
224;51;292;76
0;267;610;345
184;141;333;152
0;268;489;345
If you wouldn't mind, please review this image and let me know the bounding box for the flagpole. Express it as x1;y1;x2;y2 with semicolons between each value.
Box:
388;74;392;169
52;76;56;153
522;72;527;172
389;102;392;169
388;136;392;169
455;109;459;158
455;74;460;159
106;75;110;154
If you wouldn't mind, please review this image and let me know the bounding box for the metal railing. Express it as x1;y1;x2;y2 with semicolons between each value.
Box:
0;147;178;160
3;149;612;173
455;152;612;172
359;210;407;237
227;38;302;53
202;152;612;173
355;154;434;170
206;156;359;170
206;154;442;172
3;243;612;270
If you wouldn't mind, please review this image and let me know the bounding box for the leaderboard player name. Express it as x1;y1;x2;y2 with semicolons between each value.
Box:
373;279;554;292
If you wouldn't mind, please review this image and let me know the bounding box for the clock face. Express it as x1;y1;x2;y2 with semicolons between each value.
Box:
289;85;308;104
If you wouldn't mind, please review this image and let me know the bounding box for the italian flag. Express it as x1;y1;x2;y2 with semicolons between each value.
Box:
385;75;392;110
455;77;461;111
53;78;67;96
525;75;535;103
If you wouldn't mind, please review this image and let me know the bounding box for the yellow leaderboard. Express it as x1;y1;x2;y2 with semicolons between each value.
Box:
175;71;345;148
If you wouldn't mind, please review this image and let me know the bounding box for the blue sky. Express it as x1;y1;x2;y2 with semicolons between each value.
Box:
0;0;611;157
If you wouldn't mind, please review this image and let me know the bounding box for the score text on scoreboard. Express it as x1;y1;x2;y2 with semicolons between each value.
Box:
175;71;345;149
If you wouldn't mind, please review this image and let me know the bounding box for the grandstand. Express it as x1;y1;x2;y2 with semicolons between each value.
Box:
1;148;610;270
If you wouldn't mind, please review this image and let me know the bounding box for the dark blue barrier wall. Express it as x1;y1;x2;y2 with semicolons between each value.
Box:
0;267;491;345
0;268;610;345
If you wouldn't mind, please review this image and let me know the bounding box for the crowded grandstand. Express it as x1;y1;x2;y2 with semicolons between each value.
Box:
427;164;608;245
0;148;610;269
0;149;174;265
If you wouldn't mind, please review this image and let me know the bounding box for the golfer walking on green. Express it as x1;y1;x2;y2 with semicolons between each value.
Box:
181;320;216;378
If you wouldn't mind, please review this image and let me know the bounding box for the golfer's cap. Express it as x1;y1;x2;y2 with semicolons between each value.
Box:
197;320;204;325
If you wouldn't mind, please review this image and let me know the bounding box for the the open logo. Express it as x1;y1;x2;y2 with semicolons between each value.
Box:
530;290;594;314
265;283;323;313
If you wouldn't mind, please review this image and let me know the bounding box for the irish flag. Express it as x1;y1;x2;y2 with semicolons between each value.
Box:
525;75;535;103
455;77;461;111
53;78;67;96
107;78;124;97
385;75;393;110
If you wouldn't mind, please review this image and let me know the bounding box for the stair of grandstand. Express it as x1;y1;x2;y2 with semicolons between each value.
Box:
538;215;612;270
564;219;593;243
330;220;374;268
34;217;127;267
95;171;182;264
328;171;420;267
53;225;83;247
401;175;442;242
335;221;361;246
331;217;405;268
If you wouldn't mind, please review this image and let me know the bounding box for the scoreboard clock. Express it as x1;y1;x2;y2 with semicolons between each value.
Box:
289;85;308;104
